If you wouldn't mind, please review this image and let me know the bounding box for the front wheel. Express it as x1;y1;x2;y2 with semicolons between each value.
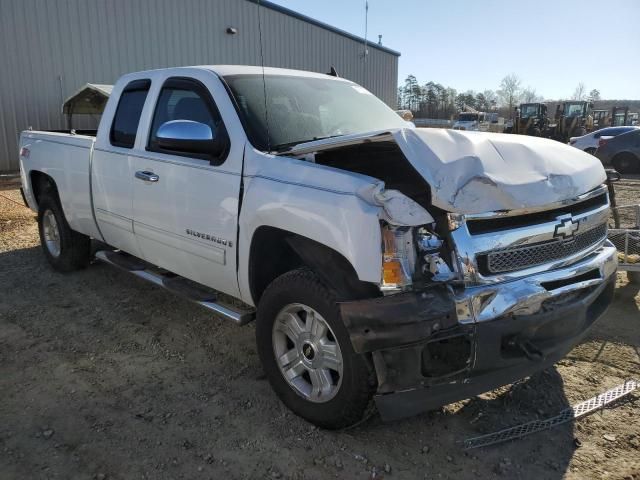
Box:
256;269;375;429
585;147;597;155
37;193;91;272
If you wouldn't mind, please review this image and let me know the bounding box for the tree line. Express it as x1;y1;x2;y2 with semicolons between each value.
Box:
397;73;601;119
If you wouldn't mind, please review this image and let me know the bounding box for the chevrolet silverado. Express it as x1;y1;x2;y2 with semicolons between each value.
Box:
19;66;617;428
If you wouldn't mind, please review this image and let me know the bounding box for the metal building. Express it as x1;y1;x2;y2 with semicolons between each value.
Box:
0;0;400;173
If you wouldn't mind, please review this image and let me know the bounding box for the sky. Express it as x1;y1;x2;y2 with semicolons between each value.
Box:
267;0;640;100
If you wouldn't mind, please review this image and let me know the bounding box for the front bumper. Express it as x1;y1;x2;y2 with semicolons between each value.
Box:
339;243;617;421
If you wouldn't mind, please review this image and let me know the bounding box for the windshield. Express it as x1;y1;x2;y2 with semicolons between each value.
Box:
520;104;539;118
564;102;586;117
223;74;408;151
457;113;478;122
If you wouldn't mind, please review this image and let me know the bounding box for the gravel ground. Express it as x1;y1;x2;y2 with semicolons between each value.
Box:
1;185;639;480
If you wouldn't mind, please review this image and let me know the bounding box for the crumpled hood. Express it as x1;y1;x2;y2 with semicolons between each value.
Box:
285;127;607;215
391;128;606;214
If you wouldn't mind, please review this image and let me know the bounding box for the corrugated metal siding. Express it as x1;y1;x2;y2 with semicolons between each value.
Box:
0;0;399;173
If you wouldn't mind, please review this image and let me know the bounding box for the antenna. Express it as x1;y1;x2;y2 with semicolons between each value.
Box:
363;1;369;60
257;0;271;152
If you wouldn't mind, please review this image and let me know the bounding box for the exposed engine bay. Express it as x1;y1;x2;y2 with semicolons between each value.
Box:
288;139;456;293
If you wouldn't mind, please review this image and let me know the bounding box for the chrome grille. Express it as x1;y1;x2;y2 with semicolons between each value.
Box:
482;223;608;274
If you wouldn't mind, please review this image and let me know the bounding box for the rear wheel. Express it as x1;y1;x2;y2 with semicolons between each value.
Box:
256;268;375;429
613;153;638;174
37;193;91;272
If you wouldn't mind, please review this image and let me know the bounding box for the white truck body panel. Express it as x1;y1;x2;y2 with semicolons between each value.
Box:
238;146;384;303
92;146;141;257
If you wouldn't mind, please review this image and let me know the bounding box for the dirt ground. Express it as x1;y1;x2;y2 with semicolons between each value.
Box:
1;183;639;480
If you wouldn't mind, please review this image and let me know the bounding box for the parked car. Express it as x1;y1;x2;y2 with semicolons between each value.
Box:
452;112;489;131
19;66;617;429
596;129;640;173
569;126;639;154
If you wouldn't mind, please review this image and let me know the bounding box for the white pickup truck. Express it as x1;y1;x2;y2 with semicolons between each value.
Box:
19;66;617;429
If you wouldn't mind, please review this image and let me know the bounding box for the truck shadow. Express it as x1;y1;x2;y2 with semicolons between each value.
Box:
350;368;577;479
450;369;574;477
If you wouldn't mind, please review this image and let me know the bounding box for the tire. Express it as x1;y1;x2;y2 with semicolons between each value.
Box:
612;153;638;174
627;271;640;284
37;192;91;272
585;147;597;155
256;268;375;429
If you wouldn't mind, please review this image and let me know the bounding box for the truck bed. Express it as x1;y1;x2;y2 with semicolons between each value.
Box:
21;129;97;145
19;129;98;239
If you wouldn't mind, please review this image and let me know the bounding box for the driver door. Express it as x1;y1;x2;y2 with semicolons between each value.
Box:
132;76;242;298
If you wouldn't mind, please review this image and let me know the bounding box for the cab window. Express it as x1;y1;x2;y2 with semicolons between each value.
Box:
110;79;151;148
147;77;228;164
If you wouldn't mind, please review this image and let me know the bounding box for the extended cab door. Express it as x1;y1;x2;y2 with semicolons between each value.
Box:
131;72;242;298
92;79;151;257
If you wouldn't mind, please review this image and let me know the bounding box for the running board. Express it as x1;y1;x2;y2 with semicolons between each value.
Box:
94;250;255;325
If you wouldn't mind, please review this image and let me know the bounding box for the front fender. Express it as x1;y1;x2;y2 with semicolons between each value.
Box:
237;149;384;304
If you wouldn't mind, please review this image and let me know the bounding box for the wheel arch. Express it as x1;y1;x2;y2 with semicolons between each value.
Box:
29;170;59;208
247;226;379;306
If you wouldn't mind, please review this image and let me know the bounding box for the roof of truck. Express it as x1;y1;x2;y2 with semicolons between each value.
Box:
202;65;353;80
122;65;355;82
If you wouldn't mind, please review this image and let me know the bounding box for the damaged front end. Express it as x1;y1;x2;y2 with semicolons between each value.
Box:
340;184;617;422
286;128;617;421
357;182;456;294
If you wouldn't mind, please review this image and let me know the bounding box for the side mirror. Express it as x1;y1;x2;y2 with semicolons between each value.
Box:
156;120;226;158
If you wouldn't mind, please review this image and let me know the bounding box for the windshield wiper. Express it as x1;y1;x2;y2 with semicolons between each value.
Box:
271;134;345;154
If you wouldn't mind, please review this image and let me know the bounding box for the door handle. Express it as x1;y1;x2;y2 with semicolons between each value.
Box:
135;170;159;182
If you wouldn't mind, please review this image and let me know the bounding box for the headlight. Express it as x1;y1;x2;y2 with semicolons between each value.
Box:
380;224;416;293
380;223;457;293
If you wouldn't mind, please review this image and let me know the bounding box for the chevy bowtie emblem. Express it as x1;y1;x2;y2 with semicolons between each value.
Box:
554;217;579;240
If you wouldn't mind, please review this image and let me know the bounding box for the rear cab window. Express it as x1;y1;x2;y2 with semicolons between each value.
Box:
110;79;151;148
